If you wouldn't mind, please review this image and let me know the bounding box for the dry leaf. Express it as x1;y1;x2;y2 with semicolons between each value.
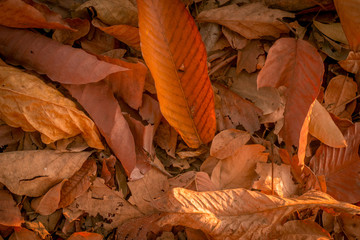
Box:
252;162;298;197
324;75;357;119
154;188;360;240
92;19;140;51
65;82;137;176
0;190;23;227
257;38;324;148
222;27;248;50
53;18;91;45
76;0;138;26
80;27;119;55
265;0;333;11
309;99;347;148
138;0;216;148
0;150;91;197
154;120;178;158
313;21;348;45
25;221;50;239
0;26;127;84
0;0;72;29
334;0;360;52
214;83;262;133
67;232;103;240
310;123;360;203
278;220;331;239
64;178;142;230
0;124;23;147
9;228;41;240
197;3;294;39
0;66;104;149
339;51;360;74
237;40;264;73
210;129;250;159
211;144;268;189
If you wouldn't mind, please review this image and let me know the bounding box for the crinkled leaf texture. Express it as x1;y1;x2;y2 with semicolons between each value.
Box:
138;0;216;148
154;188;360;240
0;66;103;149
0;26;127;84
257;38;324;148
310;123;360;203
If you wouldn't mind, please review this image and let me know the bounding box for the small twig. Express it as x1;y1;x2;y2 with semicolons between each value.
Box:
142;148;173;178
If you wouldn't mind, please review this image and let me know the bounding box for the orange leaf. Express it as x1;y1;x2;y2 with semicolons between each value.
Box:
0;190;23;227
334;0;360;52
0;0;72;30
310;123;360;203
138;0;216;148
92;19;141;51
339;51;360;74
257;38;324;148
67;232;103;240
10;228;41;240
0;26;127;84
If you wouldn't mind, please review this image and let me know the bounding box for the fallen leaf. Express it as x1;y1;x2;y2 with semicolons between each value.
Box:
64;178;142;230
337;213;360;239
229;69;281;115
0;0;72;29
100;155;116;188
76;0;138;26
25;221;50;239
334;0;360;52
65;82;137;176
138;0;216;148
0;26;127;84
237;40;264;73
278;220;331;239
310;123;360;203
0;65;104;149
92;19;140;51
67;232;103;240
0;190;23;227
313;20;348;45
214;83;262;133
53;18;91;46
252;162;298;197
197;3;295;39
195;172;218;192
264;0;333;11
324;75;357;117
0;124;23;147
80;27;119;55
339;51;360;74
222;27;247;50
0;150;91;197
211;144;268;189
309;99;347;148
257;38;324;148
154;188;360;240
154;120;178;158
9;228;41;240
210;129;250;159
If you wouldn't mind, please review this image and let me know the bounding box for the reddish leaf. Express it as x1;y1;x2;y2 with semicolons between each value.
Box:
67;232;103;240
0;26;127;84
138;0;216;148
0;0;72;30
0;190;23;227
92;19;141;51
100;155;116;188
53;18;91;46
64;82;136;176
334;0;360;52
9;228;41;240
310;123;360;203
257;38;324;148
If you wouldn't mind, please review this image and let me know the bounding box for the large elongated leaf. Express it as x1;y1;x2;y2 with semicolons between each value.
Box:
0;66;103;149
137;0;216;148
310;123;360;203
0;26;126;84
154;188;360;240
257;38;324;148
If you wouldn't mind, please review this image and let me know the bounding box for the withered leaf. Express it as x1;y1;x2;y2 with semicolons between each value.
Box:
67;232;103;240
0;190;24;227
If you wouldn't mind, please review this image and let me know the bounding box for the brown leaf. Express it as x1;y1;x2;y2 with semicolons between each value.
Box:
0;0;72;29
154;120;178;158
0;65;104;149
237;40;264;73
313;20;348;45
9;228;41;240
210;129;250;159
0;124;23;147
59;159;97;208
0;190;23;227
211;144;268;189
334;0;360;52
222;27;248;50
76;0;138;26
53;18;91;46
24;221;50;239
310;123;360;203
65;82;136;176
197;3;294;39
64;178;142;230
154;188;360;240
67;232;103;240
214;83;262;133
100;155;116;188
0;150;91;197
257;38;324;148
339;51;360;74
0;26;127;84
92;19;140;51
278;220;331;239
138;0;216;148
265;0;333;11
